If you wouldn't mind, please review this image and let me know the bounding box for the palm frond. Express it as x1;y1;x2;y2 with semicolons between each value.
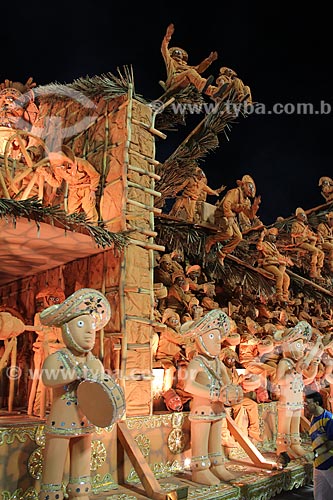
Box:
0;197;128;249
34;67;145;103
155;95;244;208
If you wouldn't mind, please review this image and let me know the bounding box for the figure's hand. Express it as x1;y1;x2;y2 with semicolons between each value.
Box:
217;184;226;194
208;51;218;62
253;195;261;207
166;23;175;41
24;77;37;90
0;79;12;90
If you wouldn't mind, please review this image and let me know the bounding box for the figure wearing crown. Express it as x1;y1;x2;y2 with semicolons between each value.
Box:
273;321;322;460
38;288;112;500
181;309;236;485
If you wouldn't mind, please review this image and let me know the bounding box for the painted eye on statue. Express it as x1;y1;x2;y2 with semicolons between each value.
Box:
49;296;60;303
209;333;214;339
295;341;302;349
77;319;85;328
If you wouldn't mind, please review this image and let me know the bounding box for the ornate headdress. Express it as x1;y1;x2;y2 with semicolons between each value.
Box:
273;320;312;344
180;309;230;339
39;288;111;330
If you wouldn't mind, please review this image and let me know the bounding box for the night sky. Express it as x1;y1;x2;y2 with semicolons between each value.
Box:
1;2;332;225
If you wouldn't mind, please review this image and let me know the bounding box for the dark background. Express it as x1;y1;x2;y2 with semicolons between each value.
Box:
1;1;332;225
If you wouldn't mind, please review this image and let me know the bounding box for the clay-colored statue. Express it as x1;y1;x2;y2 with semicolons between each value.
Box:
161;24;223;99
39;146;100;223
318;176;333;203
155;309;186;392
28;287;65;418
154;253;174;288
220;347;262;443
38;288;111;500
273;321;321;460
182;309;235;485
213;66;252;104
0;77;39;190
205;174;261;265
317;212;333;272
291;207;324;279
169;167;225;222
257;227;293;303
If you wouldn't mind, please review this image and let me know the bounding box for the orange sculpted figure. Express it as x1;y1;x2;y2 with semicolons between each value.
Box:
205;174;261;265
291;207;324;279
0;78;39;169
28;287;65;418
161;24;224;99
317;212;333;272
182;309;236;485
38;289;112;500
169;167;225;222
39;145;100;223
257;227;293;303
213;66;252;104
318;176;333;203
273;321;321;461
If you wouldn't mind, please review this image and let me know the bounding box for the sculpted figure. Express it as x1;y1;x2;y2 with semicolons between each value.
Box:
153;254;174;288
182;309;236;485
257;227;293;303
318;176;333;203
317;212;333;273
291;207;324;279
161;24;223;99
205;174;261;265
213;66;252;104
28;287;65;418
273;321;321;460
39;146;100;223
38;288;112;500
169;167;224;222
220;348;262;443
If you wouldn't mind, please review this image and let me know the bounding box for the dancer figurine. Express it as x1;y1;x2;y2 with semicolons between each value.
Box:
38;288;111;500
273;321;321;460
182;309;236;485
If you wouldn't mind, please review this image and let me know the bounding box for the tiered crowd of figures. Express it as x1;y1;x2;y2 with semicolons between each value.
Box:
151;167;333;471
2;23;333;490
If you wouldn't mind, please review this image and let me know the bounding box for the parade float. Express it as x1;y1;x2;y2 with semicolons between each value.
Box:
2;24;332;500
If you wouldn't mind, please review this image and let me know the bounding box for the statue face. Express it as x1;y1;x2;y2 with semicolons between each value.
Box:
242;181;256;198
175;275;186;286
166;315;180;329
66;314;96;352
297;212;308;222
0;88;24;126
199;328;221;357
267;233;277;243
188;271;200;280
286;339;304;360
169;47;188;63
160;260;173;272
223;355;236;368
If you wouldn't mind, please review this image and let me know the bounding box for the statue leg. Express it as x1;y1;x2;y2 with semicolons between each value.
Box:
289;412;307;457
39;435;69;499
221;411;237;449
67;435;92;500
39;484;64;500
190;421;220;485
282;269;290;301
276;407;294;457
209;419;235;481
